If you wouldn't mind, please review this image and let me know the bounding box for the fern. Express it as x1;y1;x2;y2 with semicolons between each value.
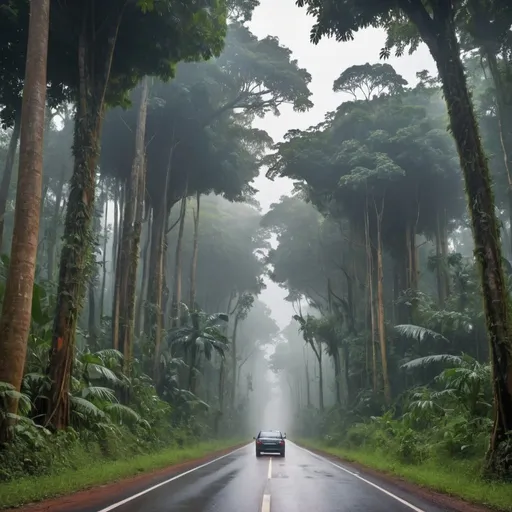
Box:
395;324;450;343
401;354;462;370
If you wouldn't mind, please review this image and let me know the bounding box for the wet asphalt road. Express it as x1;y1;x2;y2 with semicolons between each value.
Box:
89;442;457;512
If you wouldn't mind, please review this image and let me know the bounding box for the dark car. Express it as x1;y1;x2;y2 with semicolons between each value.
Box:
254;430;286;457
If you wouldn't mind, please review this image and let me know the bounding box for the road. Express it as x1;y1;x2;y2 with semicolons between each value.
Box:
86;442;457;512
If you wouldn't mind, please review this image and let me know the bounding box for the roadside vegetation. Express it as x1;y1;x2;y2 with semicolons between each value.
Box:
0;439;240;509
2;0;512;509
0;0;293;505
266;0;512;508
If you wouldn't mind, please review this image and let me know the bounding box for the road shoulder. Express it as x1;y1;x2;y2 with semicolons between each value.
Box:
1;442;247;512
294;441;504;512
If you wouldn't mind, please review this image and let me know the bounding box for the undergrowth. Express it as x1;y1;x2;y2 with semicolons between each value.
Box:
0;436;241;509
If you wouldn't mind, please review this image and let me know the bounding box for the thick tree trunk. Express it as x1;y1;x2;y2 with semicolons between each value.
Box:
408;3;512;474
0;112;21;253
189;192;201;308
46;18;120;430
0;0;49;441
374;198;390;403
114;77;149;371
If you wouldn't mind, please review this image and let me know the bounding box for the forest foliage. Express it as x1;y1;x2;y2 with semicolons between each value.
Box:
1;0;512;505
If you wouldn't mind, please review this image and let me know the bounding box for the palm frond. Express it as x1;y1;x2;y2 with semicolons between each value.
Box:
104;403;141;424
401;354;462;370
395;324;450;343
81;386;118;402
0;382;32;414
70;396;107;419
95;349;124;362
86;364;121;384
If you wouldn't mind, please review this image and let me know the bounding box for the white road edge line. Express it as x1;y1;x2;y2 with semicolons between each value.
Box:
261;493;271;512
96;444;250;512
268;457;272;479
293;442;426;512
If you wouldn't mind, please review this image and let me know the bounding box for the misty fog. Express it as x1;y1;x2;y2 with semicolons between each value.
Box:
1;0;512;510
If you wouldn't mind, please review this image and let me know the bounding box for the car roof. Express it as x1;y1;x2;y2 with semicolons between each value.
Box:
258;430;283;436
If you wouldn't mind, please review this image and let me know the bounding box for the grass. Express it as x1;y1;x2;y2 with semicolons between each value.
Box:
298;439;512;511
0;439;244;509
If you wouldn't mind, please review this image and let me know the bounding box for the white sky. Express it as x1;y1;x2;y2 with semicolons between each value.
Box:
247;0;437;329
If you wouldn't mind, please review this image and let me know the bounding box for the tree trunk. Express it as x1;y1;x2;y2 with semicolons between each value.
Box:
47;167;66;282
365;200;378;393
304;356;311;407
407;3;512;474
231;315;239;409
46;17;120;430
0;0;49;441
0;112;21;253
374;197;390;403
135;210;151;335
112;180;125;350
150;205;166;381
111;185;119;282
114;77;149;371
318;343;324;411
435;212;446;307
332;349;342;406
189;192;201;308
481;43;512;258
99;181;109;318
171;195;187;327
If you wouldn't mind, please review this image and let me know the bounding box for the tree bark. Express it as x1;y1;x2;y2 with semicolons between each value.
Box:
114;77;149;369
374;197;390;403
46;15;121;430
0;112;21;253
435;212;446;307
47;167;66;282
231;315;239;410
189;192;201;308
0;0;50;441
318;342;324;411
171;195;187;327
403;1;512;474
150;204;166;381
135;210;151;335
99;181;109;318
364;200;378;393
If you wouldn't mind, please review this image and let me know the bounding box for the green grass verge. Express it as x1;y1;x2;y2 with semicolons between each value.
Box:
298;439;512;511
0;439;244;509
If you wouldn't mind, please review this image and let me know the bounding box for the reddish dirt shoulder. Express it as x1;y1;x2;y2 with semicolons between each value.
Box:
4;443;247;512
297;443;498;512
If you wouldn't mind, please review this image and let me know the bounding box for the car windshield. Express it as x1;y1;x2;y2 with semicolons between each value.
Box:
259;431;281;438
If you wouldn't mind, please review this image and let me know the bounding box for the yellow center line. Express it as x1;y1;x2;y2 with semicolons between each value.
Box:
267;457;272;479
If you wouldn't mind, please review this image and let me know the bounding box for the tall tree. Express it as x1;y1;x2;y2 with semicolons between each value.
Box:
0;0;50;440
41;0;228;430
296;0;512;474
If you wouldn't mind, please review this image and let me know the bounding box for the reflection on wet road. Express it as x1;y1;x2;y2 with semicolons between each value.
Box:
88;442;457;512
